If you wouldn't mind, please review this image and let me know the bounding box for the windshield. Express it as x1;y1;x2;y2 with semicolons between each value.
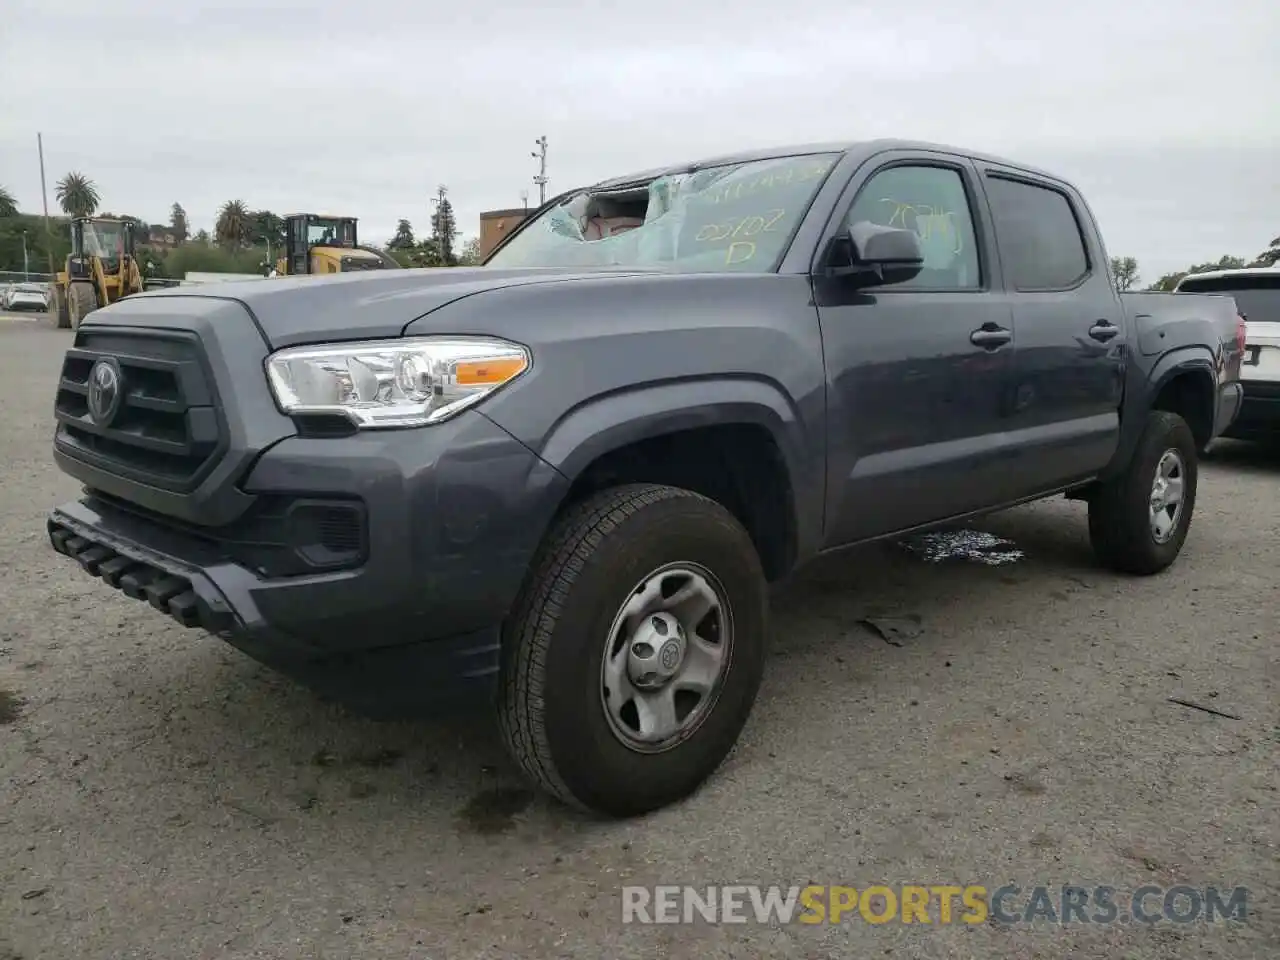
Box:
487;153;840;272
1177;273;1280;322
307;219;355;247
83;221;126;258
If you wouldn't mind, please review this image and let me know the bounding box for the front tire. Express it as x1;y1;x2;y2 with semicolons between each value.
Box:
49;285;71;329
1089;410;1198;575
497;483;768;817
68;281;98;331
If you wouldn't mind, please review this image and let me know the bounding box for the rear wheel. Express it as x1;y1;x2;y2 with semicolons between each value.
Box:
1088;410;1198;575
67;281;98;330
49;285;71;329
497;483;769;817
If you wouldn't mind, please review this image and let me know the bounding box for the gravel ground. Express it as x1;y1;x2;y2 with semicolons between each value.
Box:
1;314;1276;959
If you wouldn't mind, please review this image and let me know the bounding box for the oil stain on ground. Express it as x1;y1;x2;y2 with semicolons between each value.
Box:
0;688;23;725
457;786;535;835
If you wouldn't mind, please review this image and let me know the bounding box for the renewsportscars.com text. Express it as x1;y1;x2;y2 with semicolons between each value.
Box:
621;884;1249;926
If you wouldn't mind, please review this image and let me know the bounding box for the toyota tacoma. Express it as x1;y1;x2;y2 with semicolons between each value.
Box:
47;139;1244;817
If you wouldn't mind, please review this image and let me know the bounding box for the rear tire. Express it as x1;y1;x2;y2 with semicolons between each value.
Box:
49;285;71;329
67;281;98;330
496;483;769;817
1088;410;1198;575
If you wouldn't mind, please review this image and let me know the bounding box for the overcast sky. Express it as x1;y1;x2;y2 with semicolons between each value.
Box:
2;0;1275;281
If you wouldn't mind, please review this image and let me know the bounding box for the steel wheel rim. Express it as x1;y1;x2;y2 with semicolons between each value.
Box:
1148;448;1186;544
599;561;734;754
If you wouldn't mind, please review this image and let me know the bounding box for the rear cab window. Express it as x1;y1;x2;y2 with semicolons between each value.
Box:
983;175;1091;290
1175;272;1280;324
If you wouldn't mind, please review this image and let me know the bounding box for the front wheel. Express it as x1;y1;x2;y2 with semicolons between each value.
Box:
67;281;98;331
1089;410;1198;575
497;483;768;817
48;285;71;329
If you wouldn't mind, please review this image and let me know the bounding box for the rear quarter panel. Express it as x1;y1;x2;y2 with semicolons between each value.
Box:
1104;291;1238;469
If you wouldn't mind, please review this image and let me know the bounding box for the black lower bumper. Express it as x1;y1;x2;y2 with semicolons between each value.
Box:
49;507;237;633
1222;380;1280;441
47;502;503;717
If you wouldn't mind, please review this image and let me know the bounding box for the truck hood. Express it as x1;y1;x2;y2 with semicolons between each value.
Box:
117;266;658;349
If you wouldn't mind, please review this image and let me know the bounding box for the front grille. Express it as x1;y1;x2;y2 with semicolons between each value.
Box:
54;329;225;492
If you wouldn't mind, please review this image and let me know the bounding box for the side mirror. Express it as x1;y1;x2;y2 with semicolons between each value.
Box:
827;221;925;287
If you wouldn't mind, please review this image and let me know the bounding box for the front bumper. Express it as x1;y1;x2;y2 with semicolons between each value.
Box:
1222;380;1280;441
47;410;569;716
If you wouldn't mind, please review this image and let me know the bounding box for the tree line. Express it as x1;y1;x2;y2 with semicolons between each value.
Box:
5;175;1275;286
1109;236;1279;294
0;173;481;278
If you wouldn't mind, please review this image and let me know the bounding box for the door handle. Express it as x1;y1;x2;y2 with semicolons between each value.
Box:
1088;320;1119;342
970;324;1012;349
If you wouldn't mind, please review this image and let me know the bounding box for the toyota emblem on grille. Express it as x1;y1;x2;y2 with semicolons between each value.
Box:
87;358;123;427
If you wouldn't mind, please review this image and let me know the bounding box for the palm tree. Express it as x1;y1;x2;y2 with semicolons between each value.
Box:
0;186;17;218
215;200;252;250
55;172;100;218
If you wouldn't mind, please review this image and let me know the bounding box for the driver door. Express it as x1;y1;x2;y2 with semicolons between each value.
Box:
814;155;1018;546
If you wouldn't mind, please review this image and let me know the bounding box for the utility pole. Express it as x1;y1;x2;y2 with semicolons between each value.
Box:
37;132;57;277
531;136;548;206
430;184;451;265
22;232;29;280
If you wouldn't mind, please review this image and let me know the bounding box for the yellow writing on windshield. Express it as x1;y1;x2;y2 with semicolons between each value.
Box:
695;209;786;244
876;199;964;256
707;159;834;205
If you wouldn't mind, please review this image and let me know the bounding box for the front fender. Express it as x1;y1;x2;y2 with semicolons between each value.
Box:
489;376;825;561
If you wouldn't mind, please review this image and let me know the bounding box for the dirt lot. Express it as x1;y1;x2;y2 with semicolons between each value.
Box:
1;314;1276;959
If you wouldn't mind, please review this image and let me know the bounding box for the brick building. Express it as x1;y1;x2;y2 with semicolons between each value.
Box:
479;208;531;259
146;227;180;249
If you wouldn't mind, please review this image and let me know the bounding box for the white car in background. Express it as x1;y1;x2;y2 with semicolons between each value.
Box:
3;282;49;312
1177;265;1280;442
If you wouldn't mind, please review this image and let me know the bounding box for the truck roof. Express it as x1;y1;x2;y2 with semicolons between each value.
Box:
1175;264;1280;288
587;138;1065;191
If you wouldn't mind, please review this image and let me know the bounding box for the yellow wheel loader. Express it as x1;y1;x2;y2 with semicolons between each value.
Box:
49;218;146;330
268;214;401;276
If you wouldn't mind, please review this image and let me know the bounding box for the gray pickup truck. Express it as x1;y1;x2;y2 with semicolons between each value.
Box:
47;139;1244;817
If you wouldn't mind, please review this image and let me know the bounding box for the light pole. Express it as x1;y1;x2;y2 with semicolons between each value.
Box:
22;231;29;280
531;136;548;206
37;132;57;278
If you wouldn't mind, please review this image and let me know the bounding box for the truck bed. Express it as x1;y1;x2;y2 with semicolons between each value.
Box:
1121;290;1241;373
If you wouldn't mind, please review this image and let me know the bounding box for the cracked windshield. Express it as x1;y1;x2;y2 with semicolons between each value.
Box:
488;153;839;271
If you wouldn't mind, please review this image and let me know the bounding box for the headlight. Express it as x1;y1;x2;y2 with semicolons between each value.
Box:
265;336;530;428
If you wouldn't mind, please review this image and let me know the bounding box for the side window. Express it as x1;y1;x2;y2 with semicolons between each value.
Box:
984;176;1089;289
845;165;981;289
